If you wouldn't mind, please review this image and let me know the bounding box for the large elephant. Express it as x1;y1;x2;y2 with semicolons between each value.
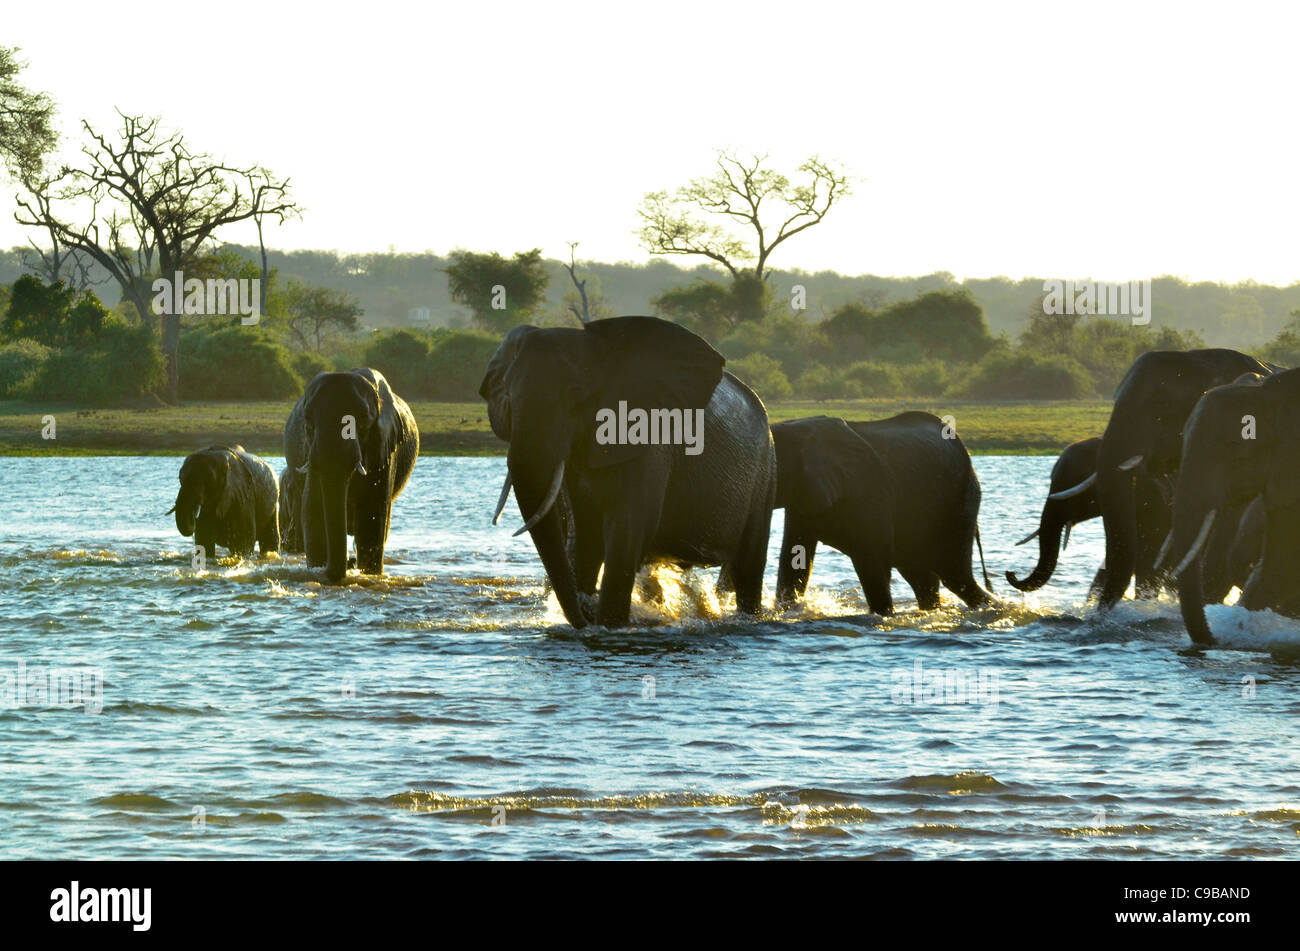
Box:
278;465;304;553
170;445;279;559
1055;349;1268;609
284;368;419;583
771;413;993;615
1006;437;1102;592
1157;368;1300;643
479;315;776;629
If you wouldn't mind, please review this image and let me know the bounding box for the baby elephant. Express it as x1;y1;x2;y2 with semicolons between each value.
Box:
771;413;993;614
278;465;305;553
170;445;280;560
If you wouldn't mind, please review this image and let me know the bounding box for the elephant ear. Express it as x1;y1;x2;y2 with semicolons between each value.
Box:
582;316;725;467
205;449;234;514
798;418;890;514
354;370;390;471
479;325;540;442
1262;371;1300;508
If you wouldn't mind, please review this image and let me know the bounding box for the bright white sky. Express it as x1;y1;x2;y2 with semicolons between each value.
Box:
4;1;1299;283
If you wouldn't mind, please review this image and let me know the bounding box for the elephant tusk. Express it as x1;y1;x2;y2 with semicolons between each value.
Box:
1062;522;1073;551
1172;510;1217;578
491;473;512;525
1153;529;1174;572
296;463;310;474
1117;454;1144;472
513;461;565;537
1048;472;1096;501
355;461;367;477
1015;528;1039;547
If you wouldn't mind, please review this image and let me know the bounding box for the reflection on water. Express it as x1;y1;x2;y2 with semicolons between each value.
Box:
0;455;1298;859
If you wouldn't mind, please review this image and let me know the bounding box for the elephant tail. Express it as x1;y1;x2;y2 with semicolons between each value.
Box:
975;524;993;592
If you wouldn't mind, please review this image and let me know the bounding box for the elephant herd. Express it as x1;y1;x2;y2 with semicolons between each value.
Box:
1005;348;1299;644
169;316;1298;646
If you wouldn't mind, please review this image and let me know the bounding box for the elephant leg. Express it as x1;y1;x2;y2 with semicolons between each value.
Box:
900;567;941;611
851;553;893;616
570;493;604;597
354;478;393;575
1134;481;1171;598
775;517;818;607
937;539;993;609
596;505;656;628
1088;565;1108;600
258;506;280;556
1198;502;1245;604
716;564;734;596
232;511;258;558
727;500;774;616
1242;504;1300;613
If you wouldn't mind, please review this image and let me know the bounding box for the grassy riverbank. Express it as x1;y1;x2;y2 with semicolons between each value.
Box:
0;398;1114;456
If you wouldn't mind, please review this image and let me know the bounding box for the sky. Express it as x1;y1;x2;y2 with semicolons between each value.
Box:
3;1;1300;283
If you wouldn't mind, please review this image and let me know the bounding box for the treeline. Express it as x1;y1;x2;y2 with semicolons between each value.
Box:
4;262;1300;407
1;245;1298;348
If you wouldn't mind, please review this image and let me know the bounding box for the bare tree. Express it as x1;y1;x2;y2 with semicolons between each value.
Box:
15;111;299;402
638;150;851;283
18;177;101;289
562;241;591;324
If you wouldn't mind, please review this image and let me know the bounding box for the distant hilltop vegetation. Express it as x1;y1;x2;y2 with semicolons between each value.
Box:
0;245;1294;350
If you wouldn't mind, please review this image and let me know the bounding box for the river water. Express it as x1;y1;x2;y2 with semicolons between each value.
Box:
1;455;1298;859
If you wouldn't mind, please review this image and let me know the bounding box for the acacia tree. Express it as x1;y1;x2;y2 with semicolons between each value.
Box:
14;111;299;402
0;47;56;178
638;151;851;324
280;282;362;352
445;248;549;333
0;49;94;288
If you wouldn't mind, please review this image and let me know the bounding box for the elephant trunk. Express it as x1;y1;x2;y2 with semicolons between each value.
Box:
509;442;587;629
173;484;203;537
1094;459;1139;609
1006;505;1068;592
1177;550;1214;645
316;469;352;584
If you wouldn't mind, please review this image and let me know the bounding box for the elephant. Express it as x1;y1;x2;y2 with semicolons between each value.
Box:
170;445;279;560
770;413;993;615
278;465;304;553
1051;349;1269;610
479;315;776;629
1157;368;1300;644
1006;437;1102;592
283;368;419;583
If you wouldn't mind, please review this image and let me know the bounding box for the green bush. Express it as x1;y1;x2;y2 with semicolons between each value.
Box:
718;313;826;382
34;322;166;404
292;350;332;385
179;324;302;400
795;364;862;400
898;360;950;396
727;352;792;400
2;275;110;348
0;338;52;397
843;361;903;397
819;290;995;366
362;329;433;397
947;351;1094;399
426;329;501;400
